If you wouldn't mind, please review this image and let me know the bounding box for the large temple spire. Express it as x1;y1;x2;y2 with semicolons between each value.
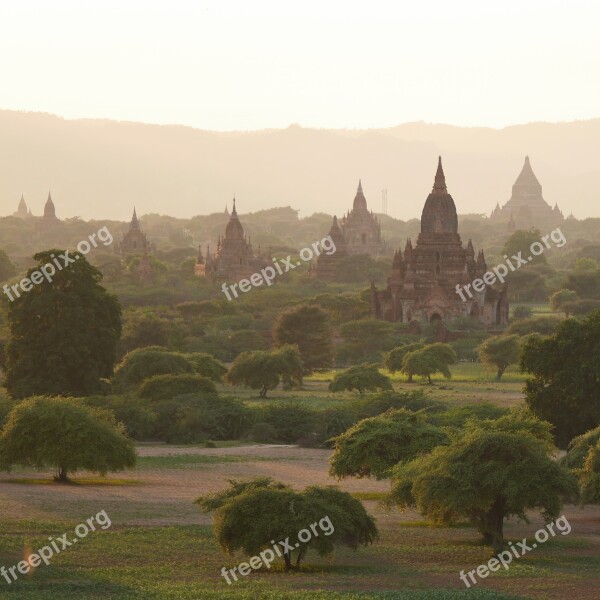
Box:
433;156;447;193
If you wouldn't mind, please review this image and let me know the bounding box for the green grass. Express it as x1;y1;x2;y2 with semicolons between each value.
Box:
134;454;278;470
0;521;532;599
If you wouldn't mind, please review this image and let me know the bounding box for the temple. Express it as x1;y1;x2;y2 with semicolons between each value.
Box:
490;156;563;229
371;157;509;327
196;198;270;281
118;208;151;257
339;181;388;256
311;215;349;279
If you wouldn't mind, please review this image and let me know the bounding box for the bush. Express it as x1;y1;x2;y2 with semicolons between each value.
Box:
257;404;317;444
184;353;228;382
245;422;279;444
112;347;195;391
138;374;217;402
329;365;393;395
507;315;562;336
82;396;157;440
152;395;253;443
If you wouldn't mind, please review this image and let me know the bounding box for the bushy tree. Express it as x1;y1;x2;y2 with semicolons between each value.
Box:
402;343;456;384
184;353;227;382
502;229;547;266
337;319;395;364
579;440;600;505
4;250;121;399
112;346;195;391
138;373;217;401
562;425;600;470
388;413;578;552
196;478;377;570
549;289;578;317
329;409;448;480
329;365;393;395
478;334;520;380
227;344;303;397
507;315;562;336
0;397;136;482
384;343;425;373
274;304;332;372
521;310;600;447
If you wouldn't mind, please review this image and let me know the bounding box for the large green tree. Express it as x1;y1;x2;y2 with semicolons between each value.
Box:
549;289;578;317
4;250;121;399
478;334;521;380
388;412;578;552
0;397;136;482
384;343;425;373
521;310;600;447
196;478;377;571
274;304;333;372
227;345;303;397
402;343;456;384
329;409;448;480
329;364;393;395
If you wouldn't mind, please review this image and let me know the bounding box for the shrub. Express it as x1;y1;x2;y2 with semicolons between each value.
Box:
329;365;393;395
184;353;228;382
138;374;217;402
112;347;194;391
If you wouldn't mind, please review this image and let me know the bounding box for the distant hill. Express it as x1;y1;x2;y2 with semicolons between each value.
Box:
1;110;599;221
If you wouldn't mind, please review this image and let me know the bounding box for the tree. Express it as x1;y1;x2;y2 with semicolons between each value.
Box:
4;250;121;399
388;413;578;552
0;397;136;482
549;289;578;317
195;478;377;571
337;319;395;364
384;343;425;373
478;334;520;380
562;425;600;470
138;374;217;401
0;249;16;283
227;345;303;397
112;347;195;391
402;343;456;384
521;310;600;447
579;440;600;505
329;365;393;395
184;353;227;382
329;409;448;480
507;315;562;336
502;229;547;266
274;304;332;372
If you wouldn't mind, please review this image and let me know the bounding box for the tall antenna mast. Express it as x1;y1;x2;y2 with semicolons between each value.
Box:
381;188;388;215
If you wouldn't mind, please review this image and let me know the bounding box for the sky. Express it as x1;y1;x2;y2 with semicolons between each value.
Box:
1;0;599;131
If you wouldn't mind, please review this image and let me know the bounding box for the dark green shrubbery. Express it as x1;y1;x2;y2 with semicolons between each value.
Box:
138;374;217;402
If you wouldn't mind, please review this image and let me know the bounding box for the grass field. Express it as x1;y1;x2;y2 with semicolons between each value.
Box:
1;371;599;599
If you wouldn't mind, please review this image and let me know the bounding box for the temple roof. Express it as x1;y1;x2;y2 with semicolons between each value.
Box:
44;191;56;218
353;180;368;212
420;157;458;234
225;197;244;240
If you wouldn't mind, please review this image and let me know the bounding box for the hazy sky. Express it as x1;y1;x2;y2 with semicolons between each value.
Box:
1;0;599;130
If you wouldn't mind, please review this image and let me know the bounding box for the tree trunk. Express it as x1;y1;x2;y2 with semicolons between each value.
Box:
407;373;413;383
481;500;505;552
295;547;306;569
55;466;69;483
283;552;293;571
260;385;268;398
496;364;507;380
427;375;432;384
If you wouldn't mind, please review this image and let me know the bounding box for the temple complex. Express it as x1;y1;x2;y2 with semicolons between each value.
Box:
118;208;152;257
490;156;563;229
371;157;509;327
